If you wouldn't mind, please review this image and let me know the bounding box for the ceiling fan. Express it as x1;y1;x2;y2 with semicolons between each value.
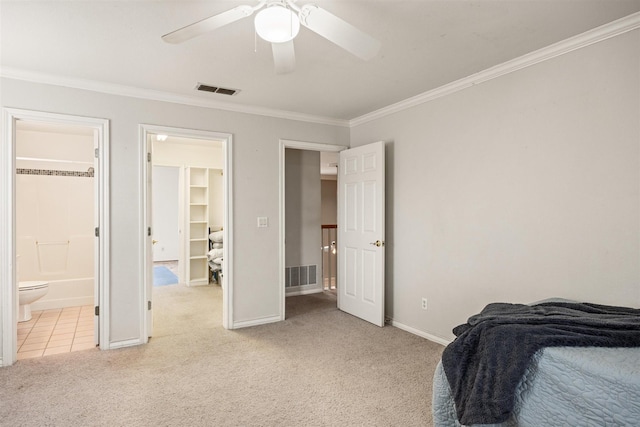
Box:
162;0;381;74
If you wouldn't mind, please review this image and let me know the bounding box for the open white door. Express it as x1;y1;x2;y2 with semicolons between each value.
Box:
337;141;385;327
152;166;180;261
93;130;100;345
145;136;154;338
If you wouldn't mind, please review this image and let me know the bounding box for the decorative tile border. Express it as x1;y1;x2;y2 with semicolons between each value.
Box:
16;167;94;178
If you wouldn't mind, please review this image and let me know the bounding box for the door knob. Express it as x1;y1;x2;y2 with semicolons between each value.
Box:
152;239;158;245
369;240;384;247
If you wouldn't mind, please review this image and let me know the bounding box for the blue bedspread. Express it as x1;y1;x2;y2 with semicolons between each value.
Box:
441;302;640;425
433;346;640;426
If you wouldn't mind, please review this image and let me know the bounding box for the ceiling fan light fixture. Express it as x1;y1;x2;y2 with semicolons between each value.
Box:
254;5;300;43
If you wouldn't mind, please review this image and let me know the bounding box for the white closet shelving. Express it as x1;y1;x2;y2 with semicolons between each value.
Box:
186;167;209;285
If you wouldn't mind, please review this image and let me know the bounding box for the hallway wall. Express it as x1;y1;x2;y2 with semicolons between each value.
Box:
1;78;349;350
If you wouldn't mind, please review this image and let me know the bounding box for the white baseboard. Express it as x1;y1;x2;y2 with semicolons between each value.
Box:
188;279;210;287
285;286;324;296
389;319;452;347
232;315;282;329
108;338;143;350
31;296;94;311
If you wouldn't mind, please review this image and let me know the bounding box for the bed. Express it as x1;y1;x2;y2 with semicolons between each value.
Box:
432;300;640;426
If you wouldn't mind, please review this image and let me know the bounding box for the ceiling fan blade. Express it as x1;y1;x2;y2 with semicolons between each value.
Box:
299;5;381;61
162;5;254;44
272;40;296;74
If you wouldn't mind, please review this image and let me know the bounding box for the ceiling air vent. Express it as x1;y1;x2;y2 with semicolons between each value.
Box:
196;83;239;96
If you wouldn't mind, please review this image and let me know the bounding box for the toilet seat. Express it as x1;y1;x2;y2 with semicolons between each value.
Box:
19;280;49;291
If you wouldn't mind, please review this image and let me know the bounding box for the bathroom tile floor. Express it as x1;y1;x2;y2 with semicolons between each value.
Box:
17;305;96;360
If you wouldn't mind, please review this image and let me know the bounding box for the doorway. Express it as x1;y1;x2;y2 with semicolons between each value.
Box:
320;152;339;292
151;165;180;286
1;109;109;367
279;140;386;327
278;139;345;320
140;125;233;337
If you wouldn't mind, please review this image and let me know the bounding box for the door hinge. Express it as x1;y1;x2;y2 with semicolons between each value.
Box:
147;227;152;236
95;148;99;158
95;227;99;237
95;306;99;316
148;301;152;310
147;152;151;162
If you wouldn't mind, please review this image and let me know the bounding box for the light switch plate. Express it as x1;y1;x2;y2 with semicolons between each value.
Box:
257;217;268;228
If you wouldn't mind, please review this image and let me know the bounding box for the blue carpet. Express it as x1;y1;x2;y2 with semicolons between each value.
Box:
153;265;178;286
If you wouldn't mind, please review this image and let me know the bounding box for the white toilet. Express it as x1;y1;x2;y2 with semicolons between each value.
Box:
18;281;49;322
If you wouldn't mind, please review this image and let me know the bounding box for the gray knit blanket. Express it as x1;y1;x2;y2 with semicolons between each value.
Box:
441;301;640;425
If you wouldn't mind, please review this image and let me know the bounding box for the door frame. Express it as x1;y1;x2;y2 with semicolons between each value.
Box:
1;108;110;366
278;139;346;320
140;125;233;335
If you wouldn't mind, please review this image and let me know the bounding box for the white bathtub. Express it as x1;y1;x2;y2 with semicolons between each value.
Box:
30;277;94;311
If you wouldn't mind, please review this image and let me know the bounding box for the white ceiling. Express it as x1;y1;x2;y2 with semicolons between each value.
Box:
2;1;639;122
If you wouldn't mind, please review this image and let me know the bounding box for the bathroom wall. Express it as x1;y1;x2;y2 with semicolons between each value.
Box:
16;127;95;309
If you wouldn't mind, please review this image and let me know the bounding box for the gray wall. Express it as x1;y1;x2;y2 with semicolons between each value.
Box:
350;29;640;342
0;79;349;346
285;149;322;287
2;26;637;352
321;180;338;225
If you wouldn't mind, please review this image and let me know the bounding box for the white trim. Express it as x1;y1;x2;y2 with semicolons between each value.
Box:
389;319;452;347
222;135;234;329
32;296;94;311
0;109;17;366
2;13;638;131
350;11;640;127
140;124;234;337
96;116;110;350
279;139;346;322
1;108;110;365
232;315;283;329
285;286;324;297
1;13;637;131
139;126;150;343
108;338;144;350
0;67;349;128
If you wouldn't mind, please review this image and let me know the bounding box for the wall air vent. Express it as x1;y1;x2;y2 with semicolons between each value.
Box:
196;83;239;96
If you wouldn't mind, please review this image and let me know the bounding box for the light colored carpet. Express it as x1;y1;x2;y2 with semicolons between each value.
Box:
0;284;444;426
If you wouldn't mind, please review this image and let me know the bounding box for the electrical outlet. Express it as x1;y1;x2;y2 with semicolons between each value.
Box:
421;297;428;310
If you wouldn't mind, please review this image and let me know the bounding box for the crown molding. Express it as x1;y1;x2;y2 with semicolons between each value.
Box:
2;12;638;130
349;11;640;127
0;67;349;128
